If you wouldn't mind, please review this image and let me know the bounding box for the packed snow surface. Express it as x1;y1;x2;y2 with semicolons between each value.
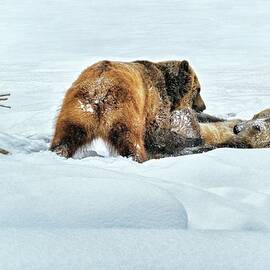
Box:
1;0;270;269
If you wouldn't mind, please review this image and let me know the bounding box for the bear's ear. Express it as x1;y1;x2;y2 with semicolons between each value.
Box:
180;60;189;72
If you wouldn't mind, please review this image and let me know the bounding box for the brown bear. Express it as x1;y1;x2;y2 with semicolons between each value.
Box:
202;108;270;149
199;108;270;149
232;108;270;148
163;109;241;151
164;108;270;157
50;60;205;162
199;119;242;147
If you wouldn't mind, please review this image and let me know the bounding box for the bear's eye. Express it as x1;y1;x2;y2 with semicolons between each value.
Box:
253;124;261;132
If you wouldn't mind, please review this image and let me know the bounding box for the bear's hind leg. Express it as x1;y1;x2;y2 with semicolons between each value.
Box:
108;122;147;163
50;121;90;158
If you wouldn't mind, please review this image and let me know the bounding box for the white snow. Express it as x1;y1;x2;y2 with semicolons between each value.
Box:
78;100;95;113
1;0;270;269
1;229;270;270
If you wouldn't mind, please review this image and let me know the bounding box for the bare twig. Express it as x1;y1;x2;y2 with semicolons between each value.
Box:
0;93;10;97
0;93;11;109
0;148;9;155
0;104;11;109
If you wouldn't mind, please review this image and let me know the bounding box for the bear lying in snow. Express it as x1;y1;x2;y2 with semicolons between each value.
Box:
51;60;206;162
199;108;270;149
232;108;270;148
152;108;270;158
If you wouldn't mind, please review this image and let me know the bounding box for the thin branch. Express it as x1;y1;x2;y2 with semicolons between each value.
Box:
0;148;9;155
0;93;10;97
0;104;11;109
0;93;11;108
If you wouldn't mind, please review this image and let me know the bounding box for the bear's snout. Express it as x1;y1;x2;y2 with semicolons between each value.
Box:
233;125;241;134
193;94;206;112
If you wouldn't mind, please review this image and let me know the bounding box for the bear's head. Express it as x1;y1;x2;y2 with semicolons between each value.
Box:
233;115;270;148
156;60;206;112
174;60;206;113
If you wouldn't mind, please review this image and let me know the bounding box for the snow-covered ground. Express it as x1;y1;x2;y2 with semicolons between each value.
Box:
1;0;270;269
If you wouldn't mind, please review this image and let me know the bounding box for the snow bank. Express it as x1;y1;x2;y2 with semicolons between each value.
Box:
0;133;48;154
1;146;270;232
0;229;270;270
0;156;187;229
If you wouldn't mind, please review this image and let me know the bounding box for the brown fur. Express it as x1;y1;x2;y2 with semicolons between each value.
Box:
51;60;205;161
252;108;270;120
233;108;270;148
165;109;241;148
199;120;241;146
168;108;270;151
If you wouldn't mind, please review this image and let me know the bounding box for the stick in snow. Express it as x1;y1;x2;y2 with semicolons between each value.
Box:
0;148;9;155
0;93;11;109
